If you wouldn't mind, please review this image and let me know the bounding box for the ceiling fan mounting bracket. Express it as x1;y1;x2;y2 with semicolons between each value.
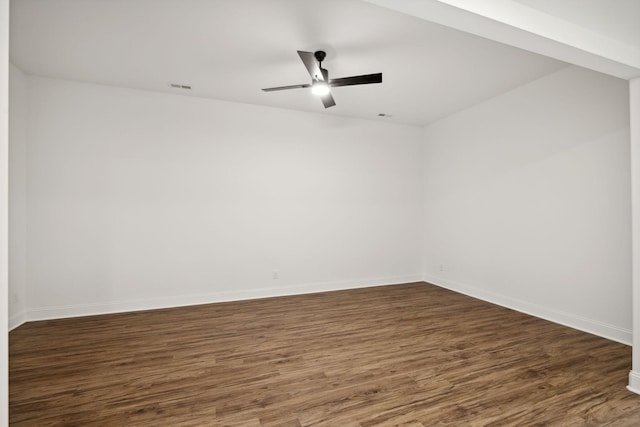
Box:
314;50;327;64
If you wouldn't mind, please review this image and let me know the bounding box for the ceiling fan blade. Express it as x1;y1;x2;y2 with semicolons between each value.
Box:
329;73;382;88
298;50;325;81
320;92;336;108
262;83;311;92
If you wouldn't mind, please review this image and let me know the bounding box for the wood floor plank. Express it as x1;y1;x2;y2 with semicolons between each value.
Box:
9;282;640;425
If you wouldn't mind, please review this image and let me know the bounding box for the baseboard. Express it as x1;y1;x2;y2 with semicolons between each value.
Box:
424;274;632;346
25;274;424;322
9;311;27;331
628;371;640;395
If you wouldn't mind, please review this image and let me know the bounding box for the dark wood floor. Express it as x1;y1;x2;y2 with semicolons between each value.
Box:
9;282;640;426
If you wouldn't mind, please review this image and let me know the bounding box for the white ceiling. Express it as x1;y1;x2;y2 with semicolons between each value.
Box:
514;0;640;49
366;0;640;80
9;0;572;126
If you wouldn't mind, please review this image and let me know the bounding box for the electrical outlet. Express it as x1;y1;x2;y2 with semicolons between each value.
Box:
272;271;279;280
439;264;444;272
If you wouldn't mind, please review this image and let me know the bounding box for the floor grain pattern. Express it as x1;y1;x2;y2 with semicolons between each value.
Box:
9;282;640;426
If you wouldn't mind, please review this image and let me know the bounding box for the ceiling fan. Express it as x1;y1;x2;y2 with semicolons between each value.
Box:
262;50;382;108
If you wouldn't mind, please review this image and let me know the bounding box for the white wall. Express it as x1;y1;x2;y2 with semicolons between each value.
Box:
8;63;27;329
422;66;632;343
629;77;640;392
24;76;424;320
14;66;633;348
1;0;8;420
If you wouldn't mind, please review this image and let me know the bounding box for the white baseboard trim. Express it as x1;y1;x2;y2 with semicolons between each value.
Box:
424;274;632;346
8;311;27;331
628;371;640;395
24;274;424;323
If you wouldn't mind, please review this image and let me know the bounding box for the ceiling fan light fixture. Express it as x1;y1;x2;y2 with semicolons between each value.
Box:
311;80;330;96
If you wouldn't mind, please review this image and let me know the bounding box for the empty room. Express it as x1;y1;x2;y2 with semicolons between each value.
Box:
3;0;640;425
